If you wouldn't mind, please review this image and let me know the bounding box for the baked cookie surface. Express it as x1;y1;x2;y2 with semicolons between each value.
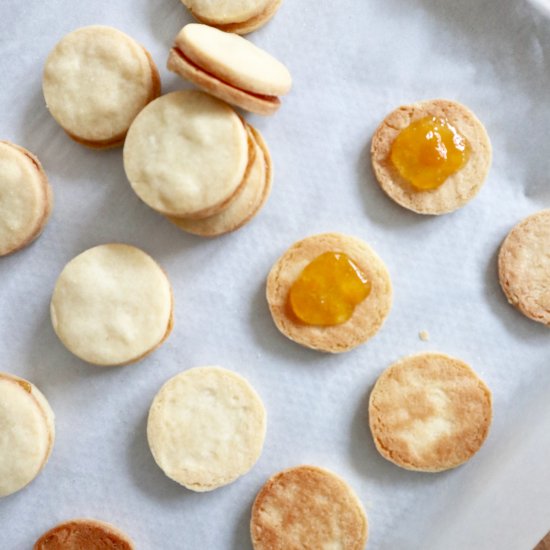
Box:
250;465;368;550
266;233;392;353
43;26;160;148
124;90;249;218
0;373;55;497
147;366;266;492
371;99;492;214
498;209;550;326
0;141;52;256
168;124;272;236
50;244;173;366
369;352;492;472
34;519;134;550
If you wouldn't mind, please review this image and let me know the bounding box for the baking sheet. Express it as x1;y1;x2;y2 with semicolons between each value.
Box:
1;0;550;548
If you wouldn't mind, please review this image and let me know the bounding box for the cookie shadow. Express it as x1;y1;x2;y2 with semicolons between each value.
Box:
231;494;254;550
146;0;192;49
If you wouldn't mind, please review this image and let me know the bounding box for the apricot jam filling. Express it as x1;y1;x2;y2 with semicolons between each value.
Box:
390;116;471;191
288;252;371;326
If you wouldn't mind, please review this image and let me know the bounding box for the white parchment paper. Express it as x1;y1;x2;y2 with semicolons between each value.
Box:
1;1;550;548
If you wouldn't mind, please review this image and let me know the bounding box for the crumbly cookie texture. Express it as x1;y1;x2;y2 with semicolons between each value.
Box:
0;373;55;498
50;244;173;366
124;91;249;217
266;233;392;353
168;24;291;115
498;209;550;326
371;99;492;215
0;142;53;256
147;366;266;491
167;124;272;236
34;519;134;550
369;352;493;472
43;26;160;148
251;465;368;550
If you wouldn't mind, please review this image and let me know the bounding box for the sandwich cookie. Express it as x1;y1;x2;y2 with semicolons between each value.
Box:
43;26;161;149
250;465;368;550
0;141;53;256
266;233;392;353
124;91;251;219
147;366;266;491
181;0;283;34
498;209;550;326
371;99;492;214
0;373;55;497
168;24;292;115
167;124;272;236
34;519;134;550
369;352;492;472
50;244;173;366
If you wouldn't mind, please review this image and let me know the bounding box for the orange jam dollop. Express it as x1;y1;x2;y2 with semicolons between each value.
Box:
390;116;471;190
288;252;371;326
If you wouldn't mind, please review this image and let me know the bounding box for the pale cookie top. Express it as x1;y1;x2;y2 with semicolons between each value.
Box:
50;244;173;366
369;352;493;472
34;519;134;550
43;26;157;143
0;142;51;256
124;91;249;218
371;99;492;215
175;24;292;96
0;373;55;497
266;233;393;353
498;209;550;326
147;366;266;492
182;0;273;24
251;465;368;550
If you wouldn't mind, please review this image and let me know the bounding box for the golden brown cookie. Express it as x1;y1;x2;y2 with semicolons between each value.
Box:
250;465;368;550
498;209;550;326
167;124;272;236
266;233;392;353
0;141;53;256
371;99;492;214
34;519;134;549
369;352;493;472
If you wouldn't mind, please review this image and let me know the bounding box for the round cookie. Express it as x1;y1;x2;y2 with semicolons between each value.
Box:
371;99;492;214
266;233;392;353
147;366;266;492
50;244;173;366
250;465;368;550
369;352;493;472
498;209;550;326
181;0;283;34
0;141;53;256
124;90;250;218
34;519;134;550
0;372;55;497
168;24;292;115
167;124;272;236
43;26;161;149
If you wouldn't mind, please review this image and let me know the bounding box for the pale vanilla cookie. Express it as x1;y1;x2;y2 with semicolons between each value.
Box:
147;366;266;492
498;209;550;326
124;91;251;218
371;99;492;214
167;24;292;115
181;0;283;34
266;233;392;353
0;373;55;498
167;124;272;236
43;26;161;149
34;519;134;550
250;465;368;550
50;244;173;366
0;142;53;256
369;352;492;472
